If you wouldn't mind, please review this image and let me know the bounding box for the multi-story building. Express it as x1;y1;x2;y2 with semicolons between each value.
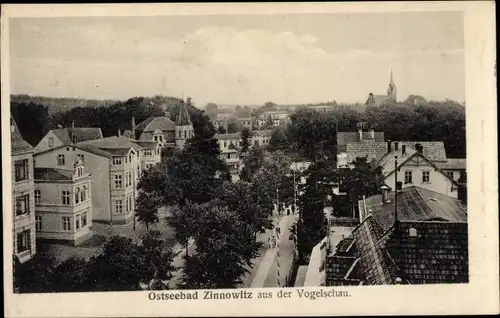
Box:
11;117;37;264
34;136;143;224
130;101;194;151
133;140;163;172
256;111;289;129
33;159;92;246
251;129;272;147
35;123;103;152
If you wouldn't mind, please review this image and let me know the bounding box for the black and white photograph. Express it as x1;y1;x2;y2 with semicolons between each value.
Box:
2;2;498;317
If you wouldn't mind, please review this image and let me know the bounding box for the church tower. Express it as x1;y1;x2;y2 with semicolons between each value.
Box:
175;100;194;150
387;69;397;101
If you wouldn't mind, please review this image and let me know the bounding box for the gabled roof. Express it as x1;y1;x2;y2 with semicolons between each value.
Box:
135;116;175;132
77;136;142;152
378;147;419;176
351;215;399;285
362;186;467;231
34;144;112;159
345;142;388;163
34;167;73;181
176;102;192;126
436;158;467;170
396;141;447;162
252;129;273;137
134;140;161;150
337;132;385;152
50;127;103;144
11;116;34;154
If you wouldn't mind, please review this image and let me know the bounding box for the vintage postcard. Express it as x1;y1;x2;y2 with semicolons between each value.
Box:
2;2;498;317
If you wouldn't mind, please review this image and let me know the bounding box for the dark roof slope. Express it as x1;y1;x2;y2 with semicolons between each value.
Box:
77;136;142;152
345;142;388;162
50;127;103;144
436;158;467;170
11;117;34;153
337;132;385;152
362;186;467;231
135;116;175;132
34;167;73;181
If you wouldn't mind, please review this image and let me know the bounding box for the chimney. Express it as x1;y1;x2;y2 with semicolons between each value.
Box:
358;127;363;141
10;118;15;133
369;129;375;139
57;124;63;129
381;185;390;204
415;143;422;153
387;140;392;153
118;129;121;137
72;121;75;129
402;144;406;155
394;141;399;151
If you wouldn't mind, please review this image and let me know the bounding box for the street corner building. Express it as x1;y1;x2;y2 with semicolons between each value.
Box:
311;186;468;286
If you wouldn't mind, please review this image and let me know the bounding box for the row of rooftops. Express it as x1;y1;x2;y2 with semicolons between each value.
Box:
323;185;468;285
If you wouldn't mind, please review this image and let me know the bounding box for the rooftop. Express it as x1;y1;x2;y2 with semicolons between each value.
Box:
176;102;192;126
34;167;74;181
436;158;467;170
337;131;385;152
135;116;175;132
134;140;161;150
345;141;388;163
50;127;103;145
361;186;467;231
77;136;142;152
11;117;34;154
215;133;241;140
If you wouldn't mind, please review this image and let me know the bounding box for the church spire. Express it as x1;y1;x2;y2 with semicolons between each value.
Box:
176;101;192;126
390;68;394;85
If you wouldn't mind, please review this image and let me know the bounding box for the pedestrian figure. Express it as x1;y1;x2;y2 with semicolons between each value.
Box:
272;236;276;248
267;237;271;248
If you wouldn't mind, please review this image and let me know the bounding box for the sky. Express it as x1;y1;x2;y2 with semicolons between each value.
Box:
9;12;465;106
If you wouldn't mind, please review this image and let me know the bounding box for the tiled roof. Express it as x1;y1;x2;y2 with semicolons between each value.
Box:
436;158;467;170
335;238;355;255
351;216;399;285
378;147;419;176
345;142;388;163
387;221;469;284
176;102;192;126
397;141;447;162
134;140;160;150
11;117;34;153
337;132;385;152
326;256;357;279
362;186;467;231
122;130;133;138
252;129;273;136
135;116;175;132
77;136;142;152
50;127;103;144
34;167;73;181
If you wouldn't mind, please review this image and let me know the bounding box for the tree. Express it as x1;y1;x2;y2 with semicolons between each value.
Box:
182;203;261;289
296;160;331;263
227;117;242;133
51;257;91;292
13;253;56;293
268;127;289;152
217;125;227;134
135;191;161;231
206;102;218;119
167;200;205;258
240;144;265;182
240;127;251;155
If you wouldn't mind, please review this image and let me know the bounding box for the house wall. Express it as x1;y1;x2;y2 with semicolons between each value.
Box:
109;151;137;224
35;131;64;152
34;147;111;222
35;176;92;245
385;157;458;198
12;151;36;263
139;130;176;144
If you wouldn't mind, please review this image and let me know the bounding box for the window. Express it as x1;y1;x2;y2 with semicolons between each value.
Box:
62;191;70;205
57;154;65;166
36;216;42;231
145;150;152;156
48;137;54;148
114;174;123;189
15;194;30;216
62;217;71;231
75;215;80;230
422;171;430;183
77;154;85;162
81;185;87;202
128;154;132;163
124;156;128;164
184;130;187;139
446;171;454;180
129;171;133;186
409;227;418;237
223;141;227;148
82;212;88;227
34;190;41;205
157;148;160;155
76;166;84;178
14;159;29;182
404;171;413;184
115;200;123;214
16;230;31;253
159;135;164;142
112;157;122;165
154;135;158;142
75;188;80;204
